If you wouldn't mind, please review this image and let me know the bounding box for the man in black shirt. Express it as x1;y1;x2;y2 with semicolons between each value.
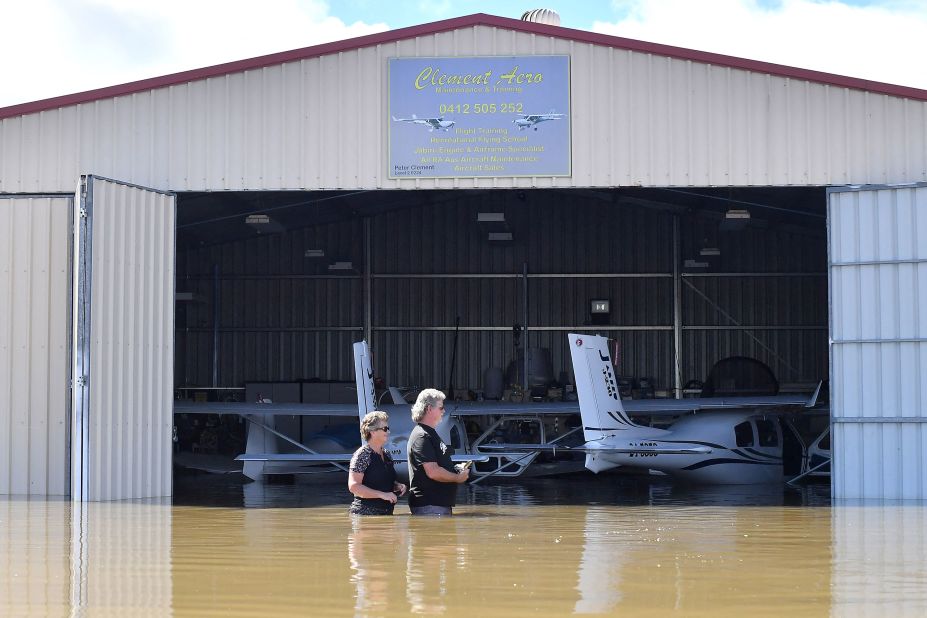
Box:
407;388;469;515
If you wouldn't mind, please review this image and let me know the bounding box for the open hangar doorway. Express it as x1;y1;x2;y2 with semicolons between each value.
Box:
170;185;829;482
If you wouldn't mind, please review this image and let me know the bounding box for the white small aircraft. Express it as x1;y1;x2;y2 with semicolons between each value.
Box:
480;334;822;484
513;111;565;131
175;336;822;484
391;114;455;131
562;333;820;484
174;342;505;481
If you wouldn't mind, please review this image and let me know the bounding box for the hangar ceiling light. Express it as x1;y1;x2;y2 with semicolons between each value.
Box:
477;212;506;222
244;213;285;234
720;208;751;232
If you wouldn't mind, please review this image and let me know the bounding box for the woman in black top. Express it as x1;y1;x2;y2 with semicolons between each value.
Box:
348;411;407;515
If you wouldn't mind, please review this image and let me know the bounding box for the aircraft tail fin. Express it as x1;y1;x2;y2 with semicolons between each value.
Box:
353;341;376;421
568;333;646;442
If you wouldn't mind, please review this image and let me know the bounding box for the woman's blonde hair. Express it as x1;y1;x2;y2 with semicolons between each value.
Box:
410;388;445;422
360;410;389;441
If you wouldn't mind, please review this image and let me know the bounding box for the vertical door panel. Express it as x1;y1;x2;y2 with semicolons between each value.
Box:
828;184;927;500
72;176;175;501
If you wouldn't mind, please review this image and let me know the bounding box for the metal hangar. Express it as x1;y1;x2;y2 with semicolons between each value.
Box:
1;13;925;500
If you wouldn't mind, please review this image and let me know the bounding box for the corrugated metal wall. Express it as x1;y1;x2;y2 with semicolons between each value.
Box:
0;195;71;495
175;217;365;386
2;25;926;194
80;178;175;500
178;190;826;394
829;184;927;500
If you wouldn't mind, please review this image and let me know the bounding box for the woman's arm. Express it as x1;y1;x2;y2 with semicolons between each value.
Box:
348;470;398;503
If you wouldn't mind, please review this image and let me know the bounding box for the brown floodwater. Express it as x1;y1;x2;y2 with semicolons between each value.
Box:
2;474;926;617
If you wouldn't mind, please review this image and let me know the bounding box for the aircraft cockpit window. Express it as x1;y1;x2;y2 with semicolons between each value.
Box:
734;421;754;447
450;426;462;450
755;419;778;447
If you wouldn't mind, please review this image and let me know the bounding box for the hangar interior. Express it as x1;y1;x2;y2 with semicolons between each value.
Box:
173;186;828;427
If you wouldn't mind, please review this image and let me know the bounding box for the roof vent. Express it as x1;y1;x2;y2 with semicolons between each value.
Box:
520;8;561;26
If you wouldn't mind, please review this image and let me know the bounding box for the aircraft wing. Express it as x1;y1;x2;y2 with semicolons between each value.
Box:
236;453;354;462
443;382;818;418
621;384;821;416
176;386;818;420
174;401;359;417
236;453;490;463
446;400;577;416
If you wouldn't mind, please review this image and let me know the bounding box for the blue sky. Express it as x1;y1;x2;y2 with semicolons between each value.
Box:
320;1;616;28
288;0;913;31
2;0;926;108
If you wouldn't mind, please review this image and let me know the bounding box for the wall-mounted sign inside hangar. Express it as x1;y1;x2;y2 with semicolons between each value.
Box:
388;55;571;178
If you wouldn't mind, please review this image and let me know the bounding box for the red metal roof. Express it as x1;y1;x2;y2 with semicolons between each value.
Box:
3;12;926;120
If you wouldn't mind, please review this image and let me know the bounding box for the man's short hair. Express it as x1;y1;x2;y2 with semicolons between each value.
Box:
411;388;446;422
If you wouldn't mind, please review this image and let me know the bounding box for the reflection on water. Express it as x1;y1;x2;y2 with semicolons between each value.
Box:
0;497;173;616
833;506;927;614
1;476;925;616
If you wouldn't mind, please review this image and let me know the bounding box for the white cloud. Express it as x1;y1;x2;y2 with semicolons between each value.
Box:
5;0;926;109
0;0;388;107
593;0;927;89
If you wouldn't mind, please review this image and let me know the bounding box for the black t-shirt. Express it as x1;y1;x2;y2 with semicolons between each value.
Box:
407;423;457;508
349;445;397;515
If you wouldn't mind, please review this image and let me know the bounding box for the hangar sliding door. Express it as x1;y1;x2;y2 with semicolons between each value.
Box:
0;195;72;495
828;183;927;500
71;176;175;501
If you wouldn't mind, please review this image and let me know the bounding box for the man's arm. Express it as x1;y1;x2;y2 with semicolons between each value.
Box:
423;461;469;483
